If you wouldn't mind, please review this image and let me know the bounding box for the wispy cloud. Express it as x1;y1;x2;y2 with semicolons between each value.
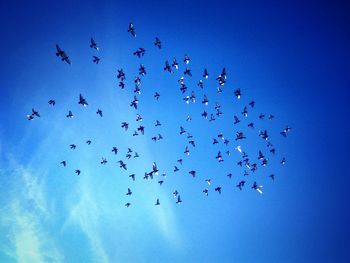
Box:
0;161;63;263
61;176;109;263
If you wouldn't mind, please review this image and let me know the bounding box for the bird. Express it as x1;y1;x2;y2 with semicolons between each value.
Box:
203;68;209;79
55;44;71;64
155;198;160;205
118;160;127;170
215;187;222;194
60;161;66;167
189;170;196;178
137;125;145;135
128;22;136;37
184;54;190;64
176;195;182;204
90;38;99;51
154;92;160;100
164;60;172;73
152;162;159;175
154;37;161;48
66;110;74;118
179;126;186;135
78;94;88;106
234;115;240;125
75;169;81;175
236;181;245;190
202;95;209;105
242;107;248;117
129;174;135;181
31;108;40;117
234;89;241;99
48;99;55;106
93;56;100;64
117;69;126;80
112;147;118;155
136;114;143;122
121;122;129;131
172;58;179;69
252;182;263;194
96;109;103;117
216;151;223;162
126;188;132;195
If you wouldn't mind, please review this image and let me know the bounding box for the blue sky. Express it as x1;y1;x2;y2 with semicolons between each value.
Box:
0;0;349;262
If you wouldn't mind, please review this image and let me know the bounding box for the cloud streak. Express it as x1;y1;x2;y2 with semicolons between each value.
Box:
0;161;63;263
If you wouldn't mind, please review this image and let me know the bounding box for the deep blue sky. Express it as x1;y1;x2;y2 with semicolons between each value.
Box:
0;0;349;262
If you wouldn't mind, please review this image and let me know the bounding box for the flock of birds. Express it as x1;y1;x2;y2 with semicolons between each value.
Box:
27;22;292;207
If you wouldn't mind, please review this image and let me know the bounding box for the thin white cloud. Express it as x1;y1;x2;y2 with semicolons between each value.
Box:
0;161;63;263
61;177;109;263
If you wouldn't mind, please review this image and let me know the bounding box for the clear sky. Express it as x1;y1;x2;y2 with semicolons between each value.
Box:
0;0;349;262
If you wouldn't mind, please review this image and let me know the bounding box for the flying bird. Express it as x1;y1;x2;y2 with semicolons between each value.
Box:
164;60;172;73
236;181;245;190
93;56;100;64
96;109;103;117
128;22;136;37
215;187;222;194
176;195;182;204
90;38;99;51
252;182;263;194
112;147;118;155
184;54;190;64
172;58;179;69
118;160;127;170
55;44;71;64
66;110;74;118
154;92;160;100
129;174;135;181
121;122;129;131
203;68;209;79
189;170;196;178
154;37;161;48
234;89;241;99
78;94;88;106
